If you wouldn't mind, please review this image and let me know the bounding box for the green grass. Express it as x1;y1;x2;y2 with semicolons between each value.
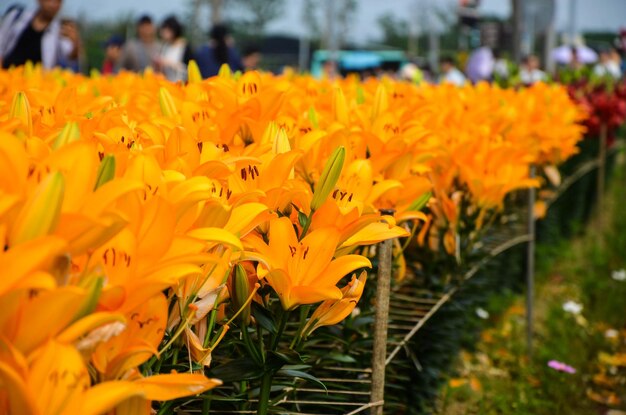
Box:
435;161;626;415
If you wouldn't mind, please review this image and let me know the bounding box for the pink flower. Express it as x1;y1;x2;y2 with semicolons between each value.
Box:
548;360;576;374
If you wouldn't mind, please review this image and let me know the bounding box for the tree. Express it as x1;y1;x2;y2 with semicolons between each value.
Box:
185;0;225;46
377;12;410;49
231;0;285;37
335;0;357;49
301;0;357;50
511;0;523;63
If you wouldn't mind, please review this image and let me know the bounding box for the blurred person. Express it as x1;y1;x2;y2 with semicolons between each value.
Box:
593;48;621;79
465;46;494;83
520;54;547;85
438;56;466;86
493;50;509;80
610;48;624;77
321;60;338;80
242;44;261;71
101;34;123;75
195;24;243;78
0;0;81;69
569;47;584;71
419;63;435;84
155;15;192;81
399;63;423;84
117;14;161;73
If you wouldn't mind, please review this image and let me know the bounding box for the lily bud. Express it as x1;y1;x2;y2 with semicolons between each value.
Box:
10;171;65;245
9;91;32;137
371;84;389;120
303;270;367;337
308;106;319;129
158;87;178;117
218;63;231;78
332;87;349;125
231;263;252;326
310;146;346;211
272;128;291;155
53;121;80;150
94;154;116;190
187;60;203;84
261;121;278;146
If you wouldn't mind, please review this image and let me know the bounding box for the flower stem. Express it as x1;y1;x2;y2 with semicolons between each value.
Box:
203;309;217;348
300;212;313;239
257;323;266;363
241;325;262;365
289;305;310;350
202;392;212;415
271;309;289;351
257;371;273;415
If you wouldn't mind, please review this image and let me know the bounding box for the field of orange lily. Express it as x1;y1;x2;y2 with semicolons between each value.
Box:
0;61;585;414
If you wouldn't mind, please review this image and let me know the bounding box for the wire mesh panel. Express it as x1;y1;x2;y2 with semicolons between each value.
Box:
198;144;613;415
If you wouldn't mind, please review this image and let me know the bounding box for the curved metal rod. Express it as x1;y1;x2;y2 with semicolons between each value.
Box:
545;142;623;209
345;400;384;415
385;233;533;366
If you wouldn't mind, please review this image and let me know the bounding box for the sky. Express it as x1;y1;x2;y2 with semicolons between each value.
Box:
4;0;626;42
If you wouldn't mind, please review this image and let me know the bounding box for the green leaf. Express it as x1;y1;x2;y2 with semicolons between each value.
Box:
324;353;357;363
252;302;277;334
408;191;432;212
73;275;104;322
208;357;264;382
281;364;310;371
268;351;303;366
298;210;308;229
276;369;327;392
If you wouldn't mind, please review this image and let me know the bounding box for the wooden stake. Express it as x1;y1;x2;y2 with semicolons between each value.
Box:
370;209;395;415
597;122;608;230
526;165;536;357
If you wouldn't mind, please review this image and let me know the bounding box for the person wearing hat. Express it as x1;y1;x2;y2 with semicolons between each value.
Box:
116;14;162;73
101;34;123;75
0;0;81;69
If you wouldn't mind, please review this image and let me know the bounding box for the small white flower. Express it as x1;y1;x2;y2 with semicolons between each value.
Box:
562;300;583;315
475;307;489;319
612;269;626;281
605;329;619;339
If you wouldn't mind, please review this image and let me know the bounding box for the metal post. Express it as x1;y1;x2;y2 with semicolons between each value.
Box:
512;0;524;64
526;165;536;357
370;209;395;415
597;122;608;229
298;35;310;73
210;0;223;25
568;0;578;42
429;32;440;76
543;0;557;74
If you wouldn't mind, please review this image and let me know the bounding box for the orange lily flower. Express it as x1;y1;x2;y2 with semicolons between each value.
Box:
246;217;371;309
302;270;367;336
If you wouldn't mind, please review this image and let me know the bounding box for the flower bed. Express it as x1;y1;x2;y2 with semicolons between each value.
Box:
0;63;585;414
